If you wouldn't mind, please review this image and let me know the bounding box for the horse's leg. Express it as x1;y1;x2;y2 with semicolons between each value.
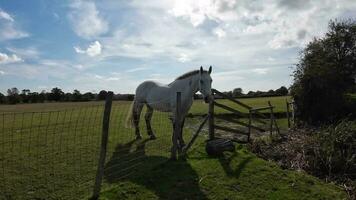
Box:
145;105;156;140
133;101;144;140
178;118;186;150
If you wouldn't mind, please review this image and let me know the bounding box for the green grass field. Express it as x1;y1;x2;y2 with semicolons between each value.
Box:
0;96;347;200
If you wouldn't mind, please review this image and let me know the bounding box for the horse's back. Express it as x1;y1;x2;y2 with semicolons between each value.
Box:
135;81;172;104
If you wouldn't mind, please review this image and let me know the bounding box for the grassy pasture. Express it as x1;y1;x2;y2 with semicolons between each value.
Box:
0;96;347;199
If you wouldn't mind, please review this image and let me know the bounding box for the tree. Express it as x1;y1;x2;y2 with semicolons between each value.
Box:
266;89;275;97
275;86;289;96
232;88;243;98
97;90;107;100
7;87;21;104
38;90;46;103
21;89;31;103
82;92;95;101
291;19;356;124
0;92;5;104
72;89;82;101
28;92;40;103
49;87;64;101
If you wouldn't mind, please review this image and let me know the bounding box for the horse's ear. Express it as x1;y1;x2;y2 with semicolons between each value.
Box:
208;66;212;74
200;66;203;74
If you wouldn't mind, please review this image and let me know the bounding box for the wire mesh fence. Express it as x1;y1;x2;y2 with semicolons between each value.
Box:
0;105;104;199
0;97;201;199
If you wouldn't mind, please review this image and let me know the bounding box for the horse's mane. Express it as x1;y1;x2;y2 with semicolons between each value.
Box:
175;70;208;80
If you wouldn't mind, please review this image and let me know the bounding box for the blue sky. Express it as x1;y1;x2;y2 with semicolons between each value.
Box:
0;0;355;94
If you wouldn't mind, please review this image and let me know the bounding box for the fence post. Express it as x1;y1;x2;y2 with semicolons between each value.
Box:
291;100;295;126
268;101;273;137
91;91;113;200
286;99;290;128
172;92;181;159
248;109;252;142
208;95;215;140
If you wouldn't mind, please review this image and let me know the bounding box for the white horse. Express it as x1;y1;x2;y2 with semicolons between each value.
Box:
126;66;213;159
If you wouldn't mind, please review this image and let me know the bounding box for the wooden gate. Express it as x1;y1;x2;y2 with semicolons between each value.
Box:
208;89;280;143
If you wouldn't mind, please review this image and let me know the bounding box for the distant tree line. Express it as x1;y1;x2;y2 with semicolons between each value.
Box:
0;86;288;105
0;87;134;105
194;86;289;99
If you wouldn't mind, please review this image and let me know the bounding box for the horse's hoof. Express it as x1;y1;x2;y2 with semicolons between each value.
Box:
149;135;157;140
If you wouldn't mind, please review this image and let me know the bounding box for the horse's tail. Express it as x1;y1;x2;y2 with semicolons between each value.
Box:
125;100;135;128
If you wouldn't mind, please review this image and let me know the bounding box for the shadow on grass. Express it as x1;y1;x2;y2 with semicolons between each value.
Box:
218;151;253;179
103;139;207;199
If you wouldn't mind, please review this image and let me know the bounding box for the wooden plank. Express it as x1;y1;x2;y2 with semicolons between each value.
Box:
213;101;248;117
286;99;290;128
208;98;215;140
212;89;251;109
214;125;249;136
212;88;270;120
248;111;252;142
268;101;280;135
172;92;181;159
92;91;113;200
215;115;266;132
183;115;209;154
250;106;274;112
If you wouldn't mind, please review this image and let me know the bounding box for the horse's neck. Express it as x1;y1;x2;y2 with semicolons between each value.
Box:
171;75;199;97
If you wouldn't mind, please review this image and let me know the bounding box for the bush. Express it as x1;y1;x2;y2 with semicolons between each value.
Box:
249;120;356;198
309;120;356;179
291;19;356;124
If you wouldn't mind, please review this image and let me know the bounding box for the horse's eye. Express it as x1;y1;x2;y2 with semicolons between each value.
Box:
200;80;203;84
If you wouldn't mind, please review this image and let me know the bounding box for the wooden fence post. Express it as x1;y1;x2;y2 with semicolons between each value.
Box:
286;99;290;128
291;100;295;126
91;91;113;200
248;109;252;142
268;101;273;137
172;92;181;158
208;95;215;140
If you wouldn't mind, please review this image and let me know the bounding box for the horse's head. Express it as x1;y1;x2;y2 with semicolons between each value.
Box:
199;66;213;103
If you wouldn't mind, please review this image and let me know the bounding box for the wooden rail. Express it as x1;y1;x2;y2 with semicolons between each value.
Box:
214;115;266;132
212;89;269;120
214;125;249;136
213;101;247;117
182;115;209;154
208;88;282;143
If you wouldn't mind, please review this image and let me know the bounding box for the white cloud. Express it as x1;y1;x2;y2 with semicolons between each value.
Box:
74;64;84;70
178;53;191;63
94;74;103;79
68;1;108;39
169;0;238;27
252;68;269;74
0;52;23;64
6;47;40;59
0;9;28;41
267;57;275;62
107;77;120;81
0;70;5;75
213;27;226;38
0;10;14;21
74;41;102;57
126;67;147;73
